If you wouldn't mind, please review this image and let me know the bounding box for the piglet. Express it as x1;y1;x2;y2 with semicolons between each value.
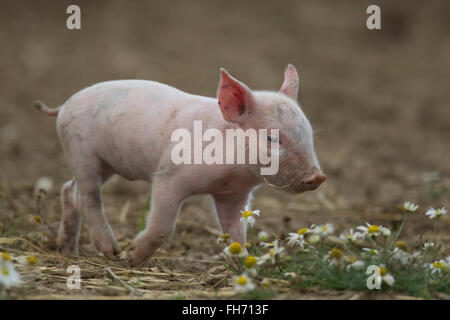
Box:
35;65;325;265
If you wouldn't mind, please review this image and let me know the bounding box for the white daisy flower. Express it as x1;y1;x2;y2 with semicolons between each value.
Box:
16;255;40;268
313;223;334;237
429;260;448;275
344;256;365;271
287;225;315;246
216;233;231;244
328;247;343;260
326;247;344;266
240;205;261;228
307;234;321;244
392;248;411;265
1;252;13;263
425;207;447;219
394;240;408;252
0;261;21;288
27;214;44;225
233;274;255;293
350;260;365;270
362;248;379;256
223;242;247;258
339;229;362;242
357;223;383;238
403;201;419;213
379;266;395;287
244;256;258;276
244;256;257;269
284;272;296;279
259;240;278;248
257;231;269;242
27;231;49;243
258;240;285;265
423;242;434;250
286;235;305;248
381;227;391;238
261;278;271;288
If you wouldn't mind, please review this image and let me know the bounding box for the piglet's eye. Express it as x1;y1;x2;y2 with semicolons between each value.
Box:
267;135;279;144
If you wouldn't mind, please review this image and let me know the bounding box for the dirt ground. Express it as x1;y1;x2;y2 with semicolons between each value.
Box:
0;0;449;299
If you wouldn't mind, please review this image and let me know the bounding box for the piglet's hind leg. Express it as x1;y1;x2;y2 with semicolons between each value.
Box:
71;166;120;257
57;180;82;257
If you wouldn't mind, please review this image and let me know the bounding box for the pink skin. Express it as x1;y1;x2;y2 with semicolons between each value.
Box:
35;64;325;266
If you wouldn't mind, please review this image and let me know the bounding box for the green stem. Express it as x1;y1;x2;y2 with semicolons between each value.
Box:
382;237;387;249
432;219;439;242
386;212;409;253
369;236;379;249
342;241;357;256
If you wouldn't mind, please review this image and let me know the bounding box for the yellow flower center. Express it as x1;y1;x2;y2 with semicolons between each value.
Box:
368;225;380;233
395;240;408;252
330;247;342;259
228;242;243;255
269;249;275;256
242;211;253;218
379;267;387;276
1;252;11;261
297;228;308;235
433;262;449;272
344;256;358;264
27;255;37;265
245;243;251;249
2;268;9;276
244;256;257;269
237;276;247;286
322;226;328;232
34;215;42;223
261;279;270;287
220;233;230;240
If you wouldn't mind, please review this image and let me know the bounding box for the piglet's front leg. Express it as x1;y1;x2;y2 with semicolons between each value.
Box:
213;194;250;246
128;179;187;266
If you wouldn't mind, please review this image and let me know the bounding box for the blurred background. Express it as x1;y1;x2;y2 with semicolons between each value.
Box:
1;0;449;255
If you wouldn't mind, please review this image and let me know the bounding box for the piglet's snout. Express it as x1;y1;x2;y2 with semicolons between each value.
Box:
301;168;326;190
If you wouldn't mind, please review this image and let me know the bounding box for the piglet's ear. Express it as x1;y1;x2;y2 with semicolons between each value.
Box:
217;68;255;123
279;64;299;101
